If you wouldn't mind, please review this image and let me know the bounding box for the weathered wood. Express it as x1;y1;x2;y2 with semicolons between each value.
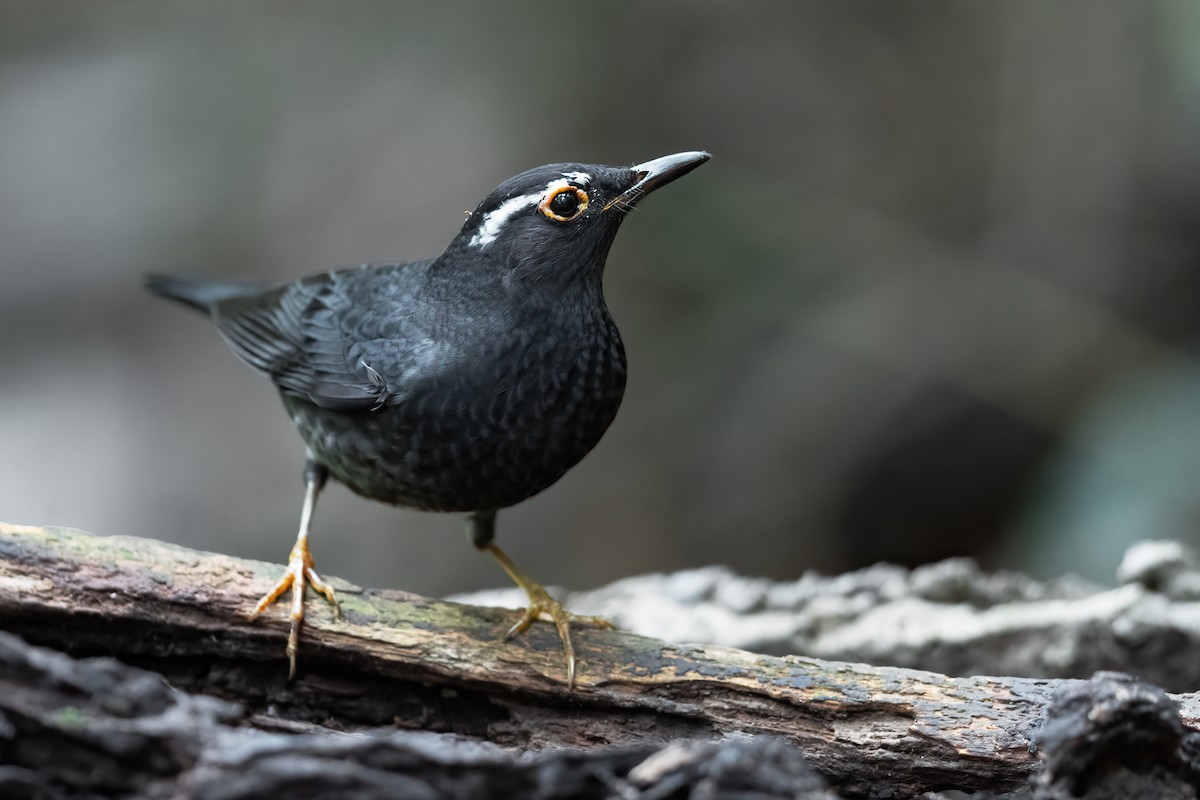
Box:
0;630;839;800
0;522;1196;798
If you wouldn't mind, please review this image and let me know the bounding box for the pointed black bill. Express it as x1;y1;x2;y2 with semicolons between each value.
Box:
619;151;711;204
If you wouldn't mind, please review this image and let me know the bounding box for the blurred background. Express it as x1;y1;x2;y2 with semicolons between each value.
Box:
4;1;1200;594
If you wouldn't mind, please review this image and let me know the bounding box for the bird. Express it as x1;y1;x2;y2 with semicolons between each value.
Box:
146;150;711;688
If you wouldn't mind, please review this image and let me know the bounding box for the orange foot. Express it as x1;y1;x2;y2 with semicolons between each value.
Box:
502;573;615;690
251;536;340;679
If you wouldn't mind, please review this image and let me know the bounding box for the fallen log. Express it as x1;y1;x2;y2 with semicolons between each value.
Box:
1;522;1198;798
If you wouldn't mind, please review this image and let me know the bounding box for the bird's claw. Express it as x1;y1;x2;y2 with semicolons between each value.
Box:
251;540;340;679
505;584;613;689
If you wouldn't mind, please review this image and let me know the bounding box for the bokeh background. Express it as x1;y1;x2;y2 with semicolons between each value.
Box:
5;1;1200;595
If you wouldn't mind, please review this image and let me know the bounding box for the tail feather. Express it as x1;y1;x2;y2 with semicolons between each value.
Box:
144;274;261;314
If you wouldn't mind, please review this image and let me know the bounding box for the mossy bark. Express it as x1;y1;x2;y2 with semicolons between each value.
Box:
2;522;1197;797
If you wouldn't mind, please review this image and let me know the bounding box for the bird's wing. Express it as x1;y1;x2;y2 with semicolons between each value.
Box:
212;263;442;411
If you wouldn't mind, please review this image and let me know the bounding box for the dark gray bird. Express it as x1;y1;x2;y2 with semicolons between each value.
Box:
146;150;710;686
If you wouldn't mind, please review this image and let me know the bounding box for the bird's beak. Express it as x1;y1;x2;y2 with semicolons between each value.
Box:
610;151;711;209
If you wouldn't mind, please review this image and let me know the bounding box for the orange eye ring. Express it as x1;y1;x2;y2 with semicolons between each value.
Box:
539;184;589;222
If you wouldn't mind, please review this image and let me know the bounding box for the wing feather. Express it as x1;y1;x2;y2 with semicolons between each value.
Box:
211;265;430;411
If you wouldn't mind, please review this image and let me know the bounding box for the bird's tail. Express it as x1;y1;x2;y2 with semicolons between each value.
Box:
144;274;261;314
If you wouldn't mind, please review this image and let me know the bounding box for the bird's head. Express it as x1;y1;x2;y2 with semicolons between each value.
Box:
449;151;710;289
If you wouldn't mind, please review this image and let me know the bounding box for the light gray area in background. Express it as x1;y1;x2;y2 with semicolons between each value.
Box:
456;540;1200;692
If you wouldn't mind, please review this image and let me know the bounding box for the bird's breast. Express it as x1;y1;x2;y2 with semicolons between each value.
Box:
292;314;627;513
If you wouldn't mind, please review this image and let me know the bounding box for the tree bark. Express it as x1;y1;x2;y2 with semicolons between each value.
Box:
1;522;1198;799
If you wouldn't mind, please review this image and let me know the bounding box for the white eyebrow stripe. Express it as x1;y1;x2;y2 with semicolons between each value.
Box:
468;175;593;248
468;191;542;248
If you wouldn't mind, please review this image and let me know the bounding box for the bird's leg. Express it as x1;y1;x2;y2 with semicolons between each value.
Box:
251;459;340;679
466;511;613;689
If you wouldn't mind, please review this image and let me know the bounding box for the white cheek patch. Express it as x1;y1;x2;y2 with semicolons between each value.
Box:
469;192;541;248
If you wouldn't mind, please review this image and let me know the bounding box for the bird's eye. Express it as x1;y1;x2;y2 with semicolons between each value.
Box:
539;185;589;222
